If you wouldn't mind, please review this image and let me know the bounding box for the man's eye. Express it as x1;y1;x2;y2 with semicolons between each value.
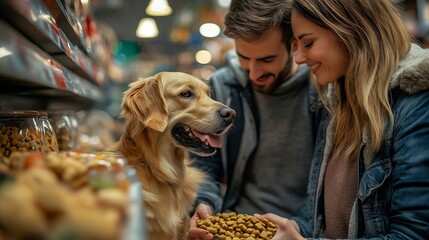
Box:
180;90;193;98
262;58;274;63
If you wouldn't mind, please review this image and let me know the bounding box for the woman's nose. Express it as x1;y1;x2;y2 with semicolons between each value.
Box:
294;50;307;65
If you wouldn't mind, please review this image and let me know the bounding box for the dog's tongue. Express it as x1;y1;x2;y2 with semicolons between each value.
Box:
192;130;222;148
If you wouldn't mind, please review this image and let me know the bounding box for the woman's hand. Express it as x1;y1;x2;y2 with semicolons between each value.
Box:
187;203;214;240
255;213;305;240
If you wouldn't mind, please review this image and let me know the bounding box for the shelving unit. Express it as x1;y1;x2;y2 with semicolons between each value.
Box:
0;1;147;238
0;20;102;101
0;0;105;109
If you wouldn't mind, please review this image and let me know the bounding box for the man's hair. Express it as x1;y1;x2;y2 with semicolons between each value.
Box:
224;0;293;51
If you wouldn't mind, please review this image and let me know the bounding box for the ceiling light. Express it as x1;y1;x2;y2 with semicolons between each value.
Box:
136;18;159;38
199;23;221;38
146;0;172;16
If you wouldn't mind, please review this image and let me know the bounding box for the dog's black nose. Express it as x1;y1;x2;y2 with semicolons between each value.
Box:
218;107;236;125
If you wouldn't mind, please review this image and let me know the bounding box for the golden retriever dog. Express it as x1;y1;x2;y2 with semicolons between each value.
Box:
111;72;236;240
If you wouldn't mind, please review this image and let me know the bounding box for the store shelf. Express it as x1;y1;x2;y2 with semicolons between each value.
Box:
0;0;105;86
0;20;103;102
42;0;91;54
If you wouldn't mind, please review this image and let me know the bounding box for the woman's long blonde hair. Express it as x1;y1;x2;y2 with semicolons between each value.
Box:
292;0;411;161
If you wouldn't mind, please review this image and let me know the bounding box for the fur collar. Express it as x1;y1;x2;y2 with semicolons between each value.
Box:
390;43;429;94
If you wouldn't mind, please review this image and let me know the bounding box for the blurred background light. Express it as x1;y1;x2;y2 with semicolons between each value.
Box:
195;50;212;64
146;0;172;16
136;18;159;38
217;0;231;8
199;23;221;38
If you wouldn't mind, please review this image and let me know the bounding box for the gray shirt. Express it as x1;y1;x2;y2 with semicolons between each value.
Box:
234;66;314;218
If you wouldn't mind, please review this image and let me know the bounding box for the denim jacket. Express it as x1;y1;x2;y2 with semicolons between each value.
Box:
292;44;429;239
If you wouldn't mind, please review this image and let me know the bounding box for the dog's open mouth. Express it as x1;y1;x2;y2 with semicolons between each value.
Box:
172;124;222;156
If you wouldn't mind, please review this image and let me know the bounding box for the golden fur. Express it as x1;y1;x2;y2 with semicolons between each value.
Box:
111;72;235;240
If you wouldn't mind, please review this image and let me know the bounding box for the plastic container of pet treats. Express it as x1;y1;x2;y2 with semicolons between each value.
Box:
45;110;78;151
39;112;59;153
0;111;45;157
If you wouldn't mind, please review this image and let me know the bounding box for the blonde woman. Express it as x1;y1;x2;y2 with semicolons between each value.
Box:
258;0;429;239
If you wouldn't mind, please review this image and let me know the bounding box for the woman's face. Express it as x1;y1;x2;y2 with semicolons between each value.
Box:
291;10;349;85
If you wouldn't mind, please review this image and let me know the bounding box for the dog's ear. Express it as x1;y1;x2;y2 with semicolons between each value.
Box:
121;73;168;132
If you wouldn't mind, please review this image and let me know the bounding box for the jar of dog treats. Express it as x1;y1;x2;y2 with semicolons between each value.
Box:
0;111;45;157
39;112;59;153
46;110;77;151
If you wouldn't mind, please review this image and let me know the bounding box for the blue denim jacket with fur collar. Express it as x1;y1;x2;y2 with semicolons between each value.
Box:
293;44;429;239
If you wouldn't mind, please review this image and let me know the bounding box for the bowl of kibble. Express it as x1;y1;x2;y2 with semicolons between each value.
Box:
196;212;277;240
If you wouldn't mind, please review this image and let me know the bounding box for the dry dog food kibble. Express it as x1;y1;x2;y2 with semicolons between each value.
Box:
196;212;277;240
0;111;45;157
0;126;44;157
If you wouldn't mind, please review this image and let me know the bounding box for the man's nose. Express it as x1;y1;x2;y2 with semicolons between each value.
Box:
248;61;263;80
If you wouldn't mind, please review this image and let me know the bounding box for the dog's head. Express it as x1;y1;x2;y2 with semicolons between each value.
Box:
121;72;236;156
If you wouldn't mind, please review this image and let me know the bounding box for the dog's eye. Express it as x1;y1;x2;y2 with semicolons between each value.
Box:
180;90;193;98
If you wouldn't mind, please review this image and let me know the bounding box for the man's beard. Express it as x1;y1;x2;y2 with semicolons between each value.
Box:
251;57;294;94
